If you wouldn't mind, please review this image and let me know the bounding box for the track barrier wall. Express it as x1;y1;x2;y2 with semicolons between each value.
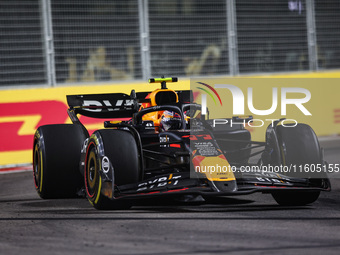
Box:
0;71;340;166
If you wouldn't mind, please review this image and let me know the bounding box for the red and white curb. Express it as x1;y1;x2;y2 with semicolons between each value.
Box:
0;165;32;174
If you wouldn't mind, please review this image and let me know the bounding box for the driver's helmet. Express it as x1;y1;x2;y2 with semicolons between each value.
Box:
160;110;181;131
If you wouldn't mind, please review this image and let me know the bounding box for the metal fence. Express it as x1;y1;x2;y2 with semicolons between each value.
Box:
237;0;310;73
0;0;339;87
52;0;142;84
315;0;340;69
147;0;229;78
0;0;46;86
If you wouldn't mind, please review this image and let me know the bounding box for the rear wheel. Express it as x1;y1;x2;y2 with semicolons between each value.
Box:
271;124;322;206
33;124;86;198
84;129;140;210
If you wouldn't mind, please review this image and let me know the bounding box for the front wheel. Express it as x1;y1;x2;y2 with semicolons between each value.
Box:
271;190;320;206
271;124;323;206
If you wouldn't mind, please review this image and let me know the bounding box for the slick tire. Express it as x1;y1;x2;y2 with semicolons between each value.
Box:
271;124;322;206
33;124;87;199
84;130;140;210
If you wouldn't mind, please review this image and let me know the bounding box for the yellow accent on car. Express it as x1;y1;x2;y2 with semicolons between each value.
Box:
148;77;178;83
110;121;122;124
197;156;236;182
94;177;102;205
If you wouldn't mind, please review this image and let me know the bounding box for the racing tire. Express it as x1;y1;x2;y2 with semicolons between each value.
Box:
84;130;140;210
271;124;322;206
33;124;86;199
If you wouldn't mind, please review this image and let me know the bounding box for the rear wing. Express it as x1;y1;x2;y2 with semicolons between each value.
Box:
67;93;138;119
66;90;193;119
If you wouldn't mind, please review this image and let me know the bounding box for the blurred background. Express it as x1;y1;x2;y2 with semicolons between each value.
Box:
0;0;340;167
1;0;339;87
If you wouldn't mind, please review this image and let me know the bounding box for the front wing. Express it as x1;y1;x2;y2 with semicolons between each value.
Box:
110;170;331;200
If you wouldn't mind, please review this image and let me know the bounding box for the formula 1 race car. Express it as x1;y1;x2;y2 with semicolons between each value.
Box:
33;77;331;209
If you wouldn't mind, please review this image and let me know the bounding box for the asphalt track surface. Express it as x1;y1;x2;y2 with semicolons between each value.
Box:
1;139;340;255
